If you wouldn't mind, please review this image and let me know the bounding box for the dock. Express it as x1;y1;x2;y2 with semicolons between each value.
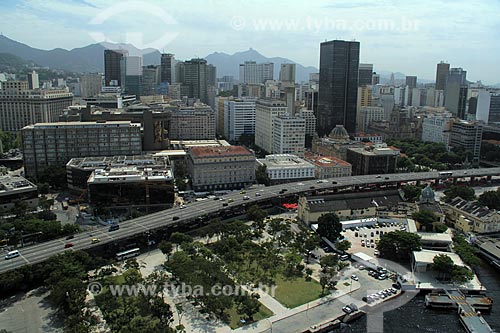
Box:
425;290;495;333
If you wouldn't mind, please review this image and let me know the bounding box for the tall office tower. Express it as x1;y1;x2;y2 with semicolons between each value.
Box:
121;56;143;96
449;120;483;166
358;63;373;87
27;71;39;89
272;114;306;156
372;72;380;85
80;73;102;98
206;64;217;86
141;65;161;96
405;76;417;88
254;99;287;153
435;61;450;91
445;68;468;119
239;61;274;84
0;84;73;132
393;86;405;106
182;58;209;104
475;91;500;124
389;73;395;85
160;53;174;84
223;98;257;141
104;49;128;86
317;39;360;136
279;63;296;85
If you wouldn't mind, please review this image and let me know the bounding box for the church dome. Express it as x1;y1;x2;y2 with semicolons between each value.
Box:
328;125;349;140
420;185;435;202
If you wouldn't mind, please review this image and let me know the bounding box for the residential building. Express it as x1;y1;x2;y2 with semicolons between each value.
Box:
304;152;352;179
346;144;400;175
217;75;234;92
169;104;216;140
0;175;38;212
0;86;73;132
421;112;453;147
239;61;274;84
84;93;136;109
254;99;287;153
80;73;102;98
298;108;317;136
21;121;142;178
358;63;373;87
176;58;212;104
358;106;384;132
66;154;171;191
449;120;482;165
223;98;257;141
372;72;380;85
435;62;450;91
273;114;306;156
27;71;39;89
141;65;160;96
444;197;500;234
318;40;360;135
187;146;255;191
104;49;127;86
298;190;404;225
256;154;314;184
160;53;174;84
88;166;174;210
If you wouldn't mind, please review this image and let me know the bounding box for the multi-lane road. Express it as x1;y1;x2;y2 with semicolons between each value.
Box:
2;167;500;274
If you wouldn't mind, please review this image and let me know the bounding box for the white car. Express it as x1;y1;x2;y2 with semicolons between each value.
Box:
5;250;20;260
351;274;359;281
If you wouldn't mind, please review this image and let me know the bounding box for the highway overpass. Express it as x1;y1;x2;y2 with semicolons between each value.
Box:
2;167;500;274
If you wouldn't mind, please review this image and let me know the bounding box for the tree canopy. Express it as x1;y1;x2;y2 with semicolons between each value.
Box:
377;231;421;262
316;213;342;242
443;185;475;202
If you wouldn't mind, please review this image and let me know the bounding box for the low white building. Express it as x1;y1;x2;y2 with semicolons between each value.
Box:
256;154;314;184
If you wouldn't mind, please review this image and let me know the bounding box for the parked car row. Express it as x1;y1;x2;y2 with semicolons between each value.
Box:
363;288;398;303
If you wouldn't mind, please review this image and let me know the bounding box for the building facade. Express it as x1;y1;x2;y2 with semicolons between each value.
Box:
272;114;306;156
421;112;453;147
0;175;38;212
318;40;360;135
449;120;483;165
254;99;287;153
187;146;255;191
304;152;352;179
223;98;257;141
160;53;175;84
435;62;450;91
444;197;500;234
80;73;102;98
169;104;216;140
346;144;400;175
256;154;315;184
104;49;127;86
239;61;274;84
21;121;142;178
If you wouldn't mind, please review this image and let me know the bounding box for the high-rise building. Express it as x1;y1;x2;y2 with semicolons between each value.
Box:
223;98;257;141
80;73;102;98
358;63;373;87
372;72;380;85
104;49;128;86
279;63;296;85
298;108;316;136
476;91;500;124
0;85;73;132
421;111;453;147
206;64;217;86
435;61;450;91
358;106;385;132
449;120;482;165
272;114;306;156
168;104;216;140
141;65;161;96
318;39;360;136
121;56;143;96
179;58;209;103
27;71;39;89
21;121;142;177
445;68;468;119
160;53;174;84
239;61;274;84
254;99;287;153
405;76;417;88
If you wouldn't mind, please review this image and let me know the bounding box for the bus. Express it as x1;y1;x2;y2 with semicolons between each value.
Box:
61;201;69;210
439;171;453;178
116;248;140;261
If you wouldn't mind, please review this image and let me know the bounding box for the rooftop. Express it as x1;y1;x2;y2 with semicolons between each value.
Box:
67;155;170;170
304;152;351;167
88;167;173;184
189;145;254;158
413;249;464;266
0;176;37;195
22;121;136;130
257;154;314;169
305;190;404;212
448;197;498;220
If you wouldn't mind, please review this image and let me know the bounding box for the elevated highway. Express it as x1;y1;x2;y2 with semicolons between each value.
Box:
2;167;500;274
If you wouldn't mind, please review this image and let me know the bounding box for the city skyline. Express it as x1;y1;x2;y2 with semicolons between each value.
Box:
0;0;499;84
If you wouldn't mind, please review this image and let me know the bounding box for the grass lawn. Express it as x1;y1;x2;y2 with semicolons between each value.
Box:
226;302;273;329
273;275;323;308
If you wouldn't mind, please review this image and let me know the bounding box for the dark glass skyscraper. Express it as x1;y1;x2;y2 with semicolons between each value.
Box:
358;63;373;87
318;40;360;136
104;49;127;86
160;53;174;84
435;61;450;91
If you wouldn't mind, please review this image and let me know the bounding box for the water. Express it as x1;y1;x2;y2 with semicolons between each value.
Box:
343;264;500;332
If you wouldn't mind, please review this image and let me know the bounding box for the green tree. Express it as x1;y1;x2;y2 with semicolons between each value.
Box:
432;254;454;279
443;185;475;202
451;265;474;283
255;165;271;186
478;190;500;210
158;240;173;260
377;231;421;261
169;232;193;249
236;293;261;321
37;165;67;189
403;185;422;201
335;240;351;252
412;210;438;229
316;213;342;242
246;204;267;227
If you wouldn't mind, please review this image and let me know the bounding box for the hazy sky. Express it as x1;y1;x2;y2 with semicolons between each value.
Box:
1;0;499;84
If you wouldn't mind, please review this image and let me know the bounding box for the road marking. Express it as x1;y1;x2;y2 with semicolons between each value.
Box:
19;253;30;264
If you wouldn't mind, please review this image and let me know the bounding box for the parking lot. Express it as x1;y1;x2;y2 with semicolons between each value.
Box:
342;221;406;257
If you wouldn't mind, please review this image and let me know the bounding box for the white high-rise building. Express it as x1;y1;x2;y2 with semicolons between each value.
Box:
272;114;306;156
223;98;257;141
27;71;39;89
254;99;287;153
421;112;453;147
359;106;385;131
298;109;316;136
239;61;274;84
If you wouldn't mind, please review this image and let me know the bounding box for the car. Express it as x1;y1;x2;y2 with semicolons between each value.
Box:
108;224;120;232
361;240;365;246
66;235;74;240
332;181;337;184
240;190;246;194
179;204;186;209
172;216;180;221
371;243;375;248
464;171;468;174
392;283;401;290
243;195;250;200
371;232;374;237
213;197;219;200
354;232;358;237
385;176;390;180
322;246;333;253
342;305;353;314
5;250;20;260
376;230;379;234
297;182;304;186
228;199;234;203
349;303;358;312
309;186;315;189
281;188;288;192
374;250;380;256
64;242;74;248
351;274;359;281
219;197;225;201
378;274;387;280
222;203;228;207
376;175;381;178
340;254;350;261
91;238;100;244
255;192;261;196
390;288;398;294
